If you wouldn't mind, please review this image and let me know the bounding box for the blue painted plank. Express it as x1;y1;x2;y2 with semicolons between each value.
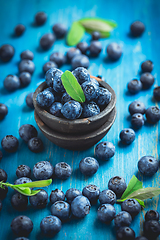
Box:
0;0;160;239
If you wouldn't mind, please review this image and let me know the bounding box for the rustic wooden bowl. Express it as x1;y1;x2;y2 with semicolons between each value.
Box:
34;107;116;151
33;77;116;134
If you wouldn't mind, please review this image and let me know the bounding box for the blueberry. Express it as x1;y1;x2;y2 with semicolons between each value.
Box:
82;184;100;204
0;151;3;160
28;137;43;153
72;67;90;85
0;103;8;120
52;23;67;38
35;12;47;26
51;201;70;220
130;21;145;37
114;211;132;229
19;72;31;86
108;176;127;198
0;44;14;62
0;186;8;199
20;50;34;60
71;196;91;218
65;188;82;204
11;215;33;237
0;200;2;211
14;177;32;185
40;216;61;236
127;79;142;94
140;72;154;89
81;81;99;101
96;87;112;106
99;189;116;205
131;113;145;129
67;48;81;62
1;135;19;153
40;33;55;50
145;106;160;124
45;68;65;93
145;210;159;221
43;61;58;73
82;101;100;117
50;52;66;67
153;86;160;101
90;41;102;57
79;157;99;176
141;60;153;73
19;60;35;74
61;100;82;120
120;128;135;145
15;24;25;36
26;92;34;109
116;226;135;240
71;54;90;69
95;141;115;161
33;161;54;180
19;124;38;142
135;237;148;240
129;100;146;115
143;220;160;240
36;89;54;108
77;42;89;54
4;75;20;91
15;238;29;240
29;189;48;209
50;189;65;204
107;42;122;61
49;102;63;117
61;92;72;104
97;204;116;223
11;193;28;211
54;162;72;180
46;88;62;102
0;168;7;182
138;156;159;176
92;31;101;40
90;77;100;87
121;199;141;218
16;165;31;178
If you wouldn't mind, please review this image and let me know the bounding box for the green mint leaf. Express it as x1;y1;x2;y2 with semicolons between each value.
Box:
67;21;85;46
126;187;160;201
14;186;40;196
61;70;85;103
14;179;52;188
121;175;143;200
79;17;117;28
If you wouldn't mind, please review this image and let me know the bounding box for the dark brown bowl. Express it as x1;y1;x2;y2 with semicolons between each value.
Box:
33;78;116;134
34;107;116;151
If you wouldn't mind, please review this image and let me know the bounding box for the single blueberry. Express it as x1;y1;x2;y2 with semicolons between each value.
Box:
71;195;91;218
50;52;66;67
19;124;38;142
1;135;19;153
11;193;28;211
141;60;153;73
131;113;145;129
0;103;8;120
92;31;101;40
40;33;55;50
40;216;61;236
19;72;31;86
114;211;132;229
0;186;8;199
33;161;54;180
108;176;127;198
82;101;100;118
54;162;72;180
36;89;54;108
76;42;89;54
0;168;7;182
81;81;99;101
52;23;67;38
82;184;100;204
29;189;48;209
127;79;142;94
120;128;135;145
61;100;82;120
145;210;159;221
16;165;31;178
145;106;160;124
20;50;34;60
121;198;141;218
14;177;32;186
45;68;64;93
43;61;58;73
19;60;35;75
35;12;47;26
28;137;43;153
14;24;25;36
130;21;145;37
50;189;65;204
26;92;34;109
61;92;72;104
97;204;116;223
51;201;70;221
143;220;160;240
0;44;15;62
129;100;146;115
67;48;81;62
153;86;160;101
140;72;154;89
99;189;116;205
65;188;82;204
79;157;99;176
72;67;90;85
49;102;63;117
10;215;33;237
90;41;102;57
96;87;112;106
71;54;90;69
107;42;122;60
116;226;135;240
138;156;159;176
4;75;20;91
95;141;115;161
90;78;100;87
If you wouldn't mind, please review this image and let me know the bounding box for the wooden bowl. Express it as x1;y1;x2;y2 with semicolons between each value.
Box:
33;77;116;134
34;107;116;151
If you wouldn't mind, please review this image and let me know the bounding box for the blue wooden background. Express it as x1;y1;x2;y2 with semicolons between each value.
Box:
0;0;160;239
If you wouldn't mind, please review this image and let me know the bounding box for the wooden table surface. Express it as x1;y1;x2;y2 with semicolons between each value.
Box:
0;0;160;239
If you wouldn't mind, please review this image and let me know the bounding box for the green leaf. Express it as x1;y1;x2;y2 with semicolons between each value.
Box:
14;179;52;188
67;21;85;46
61;70;85;103
121;175;143;200
13;186;40;196
126;187;160;200
79;17;117;28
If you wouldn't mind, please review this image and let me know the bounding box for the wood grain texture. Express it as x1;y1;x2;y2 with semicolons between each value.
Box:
0;0;159;239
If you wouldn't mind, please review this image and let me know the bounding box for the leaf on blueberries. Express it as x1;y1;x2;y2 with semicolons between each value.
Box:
67;21;85;46
126;187;160;201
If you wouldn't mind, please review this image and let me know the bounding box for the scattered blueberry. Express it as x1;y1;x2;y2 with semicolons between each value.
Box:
153;86;160;101
71;54;90;69
19;72;31;86
19;124;38;142
16;165;31;178
145;210;159;221
121;198;141;218
4;75;20;91
99;189;116;205
43;61;58;73
20;50;34;60
82;184;100;204
14;24;25;36
51;201;70;220
138;156;159;176
0;103;8;120
79;157;99;176
61;92;72;104
54;162;72;180
52;23;67;38
145;106;160;124
35;12;47;26
0;44;15;62
65;188;82;204
40;216;61;236
0;151;3;161
40;33;55;50
19;60;35;74
0;168;7;182
90;41;102;57
81;81;99;101
61;100;82;119
14;177;32;185
97;204;116;223
95;141;115;161
50;189;65;204
114;211;132;229
0;186;8;199
77;42;89;54
129;100;146;115
127;79;142;94
120;128;135;145
33;161;54;180
140;72;154;89
96;87;112;106
36;89;54;108
141;60;153;73
29;189;48;209
72;67;90;84
82;101;100;117
108;176;127;198
131;113;145;129
71;196;91;218
1;135;19;153
11;193;28;211
130;21;145;37
50;52;66;67
10;215;33;237
116;226;135;240
143;220;160;240
26;92;34;109
49;102;63;117
67;48;81;62
45;68;64;93
107;42;122;60
92;31;101;40
28;137;43;153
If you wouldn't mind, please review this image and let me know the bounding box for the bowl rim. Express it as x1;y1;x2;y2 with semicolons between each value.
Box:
33;76;116;125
